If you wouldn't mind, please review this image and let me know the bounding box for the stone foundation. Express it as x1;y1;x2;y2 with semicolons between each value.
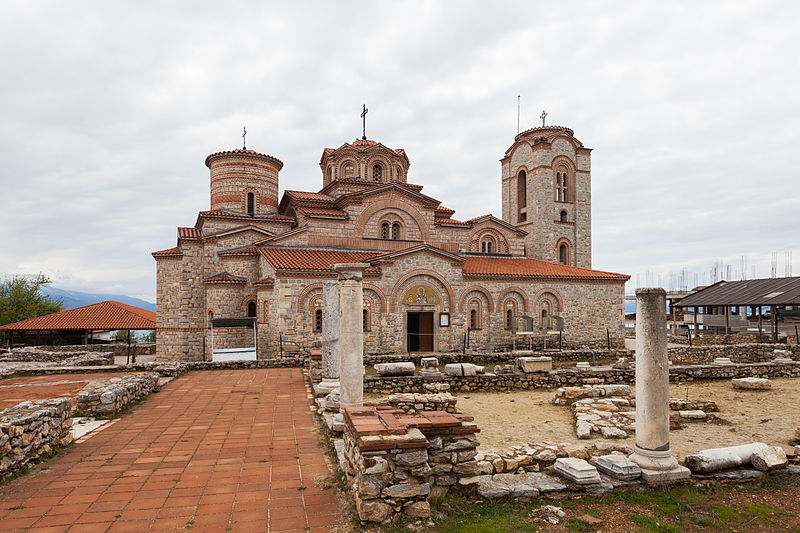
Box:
76;374;160;416
0;398;73;480
387;393;457;414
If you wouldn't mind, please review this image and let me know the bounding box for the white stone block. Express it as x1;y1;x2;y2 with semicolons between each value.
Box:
445;363;477;376
679;410;707;419
517;356;552;373
731;377;771;390
553;457;601;485
595;454;641;481
713;357;734;365
751;446;788;471
374;362;415;376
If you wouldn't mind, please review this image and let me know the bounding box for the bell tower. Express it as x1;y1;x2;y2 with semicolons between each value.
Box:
500;125;592;268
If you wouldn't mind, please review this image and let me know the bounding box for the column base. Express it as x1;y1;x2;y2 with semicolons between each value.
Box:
314;379;340;397
630;445;691;484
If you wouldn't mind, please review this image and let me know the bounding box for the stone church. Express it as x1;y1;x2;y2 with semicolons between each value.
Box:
152;124;629;360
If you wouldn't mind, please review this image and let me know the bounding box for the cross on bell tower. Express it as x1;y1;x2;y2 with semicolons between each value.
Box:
360;104;368;140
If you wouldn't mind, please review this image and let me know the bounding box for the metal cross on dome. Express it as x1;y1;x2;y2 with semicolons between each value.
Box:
361;104;368;140
540;110;547;127
242;126;247;150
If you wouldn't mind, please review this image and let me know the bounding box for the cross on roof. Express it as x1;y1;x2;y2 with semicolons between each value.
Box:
361;104;368;140
540;110;547;127
242;126;247;149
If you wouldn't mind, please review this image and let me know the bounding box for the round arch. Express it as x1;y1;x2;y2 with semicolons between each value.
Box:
532;288;564;313
468;227;510;254
297;282;324;313
496;287;530;313
362;283;387;313
458;286;495;313
355;199;431;242
388;269;454;312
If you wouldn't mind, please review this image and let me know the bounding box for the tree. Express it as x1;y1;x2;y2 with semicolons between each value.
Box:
0;275;64;343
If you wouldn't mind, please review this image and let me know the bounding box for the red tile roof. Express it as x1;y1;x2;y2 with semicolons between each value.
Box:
178;227;201;239
259;247;380;273
283;190;335;202
0;301;156;331
435;218;470;226
204;272;247;284
463;257;629;280
298;207;348;219
152;246;182;257
198;209;294;221
204;148;284;169
218;246;259;256
435;206;456;217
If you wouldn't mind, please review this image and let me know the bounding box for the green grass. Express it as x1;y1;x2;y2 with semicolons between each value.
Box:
625;513;680;533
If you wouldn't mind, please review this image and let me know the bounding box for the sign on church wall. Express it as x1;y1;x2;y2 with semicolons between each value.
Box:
403;286;438;305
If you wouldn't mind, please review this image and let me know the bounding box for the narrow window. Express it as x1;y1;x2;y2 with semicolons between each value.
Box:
314;309;322;332
381;222;390;239
556;173;564;202
505;309;513;330
560;210;568;222
344;162;355;178
372;164;383;182
327;167;332;181
517;170;527;207
541;309;549;329
247;192;255;215
391;222;400;240
247;301;257;318
363;309;369;331
559;243;569;265
470;309;477;329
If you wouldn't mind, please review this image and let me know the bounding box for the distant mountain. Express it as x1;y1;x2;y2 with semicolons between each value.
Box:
41;286;156;312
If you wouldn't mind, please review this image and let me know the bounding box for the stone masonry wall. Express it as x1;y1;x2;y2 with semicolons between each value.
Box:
75;373;160;416
11;344;156;356
0;397;73;480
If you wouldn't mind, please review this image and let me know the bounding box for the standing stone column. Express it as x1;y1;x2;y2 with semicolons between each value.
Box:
315;281;340;396
630;288;690;483
333;263;368;410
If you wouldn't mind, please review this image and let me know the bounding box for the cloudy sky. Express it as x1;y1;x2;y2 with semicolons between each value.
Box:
1;1;798;302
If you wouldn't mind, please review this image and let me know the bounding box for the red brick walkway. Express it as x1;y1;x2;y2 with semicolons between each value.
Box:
0;372;143;411
0;369;343;532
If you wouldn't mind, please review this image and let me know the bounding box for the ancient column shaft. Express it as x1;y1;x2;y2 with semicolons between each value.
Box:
333;263;367;410
321;281;340;381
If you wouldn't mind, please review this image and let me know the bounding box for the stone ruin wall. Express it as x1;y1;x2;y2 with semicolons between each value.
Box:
0;398;73;481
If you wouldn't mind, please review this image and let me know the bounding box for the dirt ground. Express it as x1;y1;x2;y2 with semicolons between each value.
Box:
368;377;800;459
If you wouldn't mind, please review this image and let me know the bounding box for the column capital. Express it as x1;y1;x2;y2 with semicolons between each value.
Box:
332;263;369;281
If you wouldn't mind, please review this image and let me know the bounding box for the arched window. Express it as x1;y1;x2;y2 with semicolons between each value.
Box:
481;236;495;254
559;243;569;265
363;309;369;331
505;308;513;330
247;301;256;318
391;222;401;240
372;164;383;182
517;170;527;222
470;309;478;329
541;308;549;329
560;210;568;222
343;162;355;178
381;222;390;240
247;193;255;215
327;167;333;182
555;169;572;203
468;299;482;329
314;309;322;332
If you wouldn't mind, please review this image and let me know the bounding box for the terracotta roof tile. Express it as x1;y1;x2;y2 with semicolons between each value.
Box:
463;257;629;280
198;208;294;221
435;206;456;216
204;148;284;169
178;227;201;239
252;226;308;245
253;277;275;285
204;272;248;283
435;218;470;226
0;301;156;331
284;190;336;202
152;246;182;257
259;247;380;273
298;207;348;218
218;246;259;256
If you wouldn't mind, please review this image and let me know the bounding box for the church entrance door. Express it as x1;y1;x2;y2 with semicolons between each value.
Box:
407;312;434;352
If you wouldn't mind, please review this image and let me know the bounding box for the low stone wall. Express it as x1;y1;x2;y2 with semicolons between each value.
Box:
342;407;480;523
364;362;800;394
12;344;156;356
2;347;114;364
0;397;73;480
387;393;457;414
668;343;800;364
76;373;160;416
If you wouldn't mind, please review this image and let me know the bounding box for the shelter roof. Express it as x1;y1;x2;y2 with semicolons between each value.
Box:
673;277;800;307
462;257;629;280
0;301;156;332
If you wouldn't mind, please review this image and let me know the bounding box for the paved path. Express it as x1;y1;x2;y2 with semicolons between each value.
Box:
0;368;343;532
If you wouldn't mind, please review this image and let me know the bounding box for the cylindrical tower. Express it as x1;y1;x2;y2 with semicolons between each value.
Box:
205;149;284;215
